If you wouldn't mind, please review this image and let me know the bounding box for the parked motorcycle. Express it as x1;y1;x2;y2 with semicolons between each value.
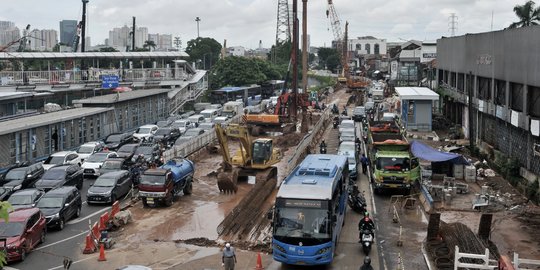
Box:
360;229;374;255
348;185;367;213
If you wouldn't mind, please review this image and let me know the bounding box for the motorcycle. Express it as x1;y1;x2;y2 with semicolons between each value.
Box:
320;146;327;154
333;117;339;129
348;185;367;213
360;229;374;255
332;104;339;115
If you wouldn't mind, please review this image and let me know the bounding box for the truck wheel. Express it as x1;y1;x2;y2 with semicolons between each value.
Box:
165;193;173;206
183;180;193;195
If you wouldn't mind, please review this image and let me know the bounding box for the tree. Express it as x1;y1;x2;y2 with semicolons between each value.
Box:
210;56;284;89
509;0;540;28
317;47;340;72
185;37;221;70
0;201;12;267
143;40;157;51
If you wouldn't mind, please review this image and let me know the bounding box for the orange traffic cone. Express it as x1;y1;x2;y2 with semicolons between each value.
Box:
98;243;106;261
254;252;263;270
83;235;96;254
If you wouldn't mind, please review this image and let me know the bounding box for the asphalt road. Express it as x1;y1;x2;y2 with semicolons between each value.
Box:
8;176;130;270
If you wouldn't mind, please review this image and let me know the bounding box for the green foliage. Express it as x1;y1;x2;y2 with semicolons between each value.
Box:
0;201;12;267
527;179;539;204
210;56;284;89
98;47;119;52
185;37;222;70
509;0;540;28
317;47;340;72
268;41;292;65
143;40;157;51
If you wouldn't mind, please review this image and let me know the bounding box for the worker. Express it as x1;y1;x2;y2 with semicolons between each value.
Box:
222;243;237;270
359;256;374;270
360;154;369;174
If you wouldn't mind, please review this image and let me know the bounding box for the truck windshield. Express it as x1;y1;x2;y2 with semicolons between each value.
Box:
140;174;166;185
377;157;410;171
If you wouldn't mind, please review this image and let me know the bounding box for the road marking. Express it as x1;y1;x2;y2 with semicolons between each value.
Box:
35;230;88;251
3;267;20;270
48;253;99;270
68;206;111;224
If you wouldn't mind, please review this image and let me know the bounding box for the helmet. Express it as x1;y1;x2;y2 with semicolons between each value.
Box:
364;256;371;265
364;211;369;217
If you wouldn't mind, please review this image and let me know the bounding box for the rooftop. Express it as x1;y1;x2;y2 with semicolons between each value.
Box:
0;107;113;136
0;51;189;60
395;87;439;101
73;88;170;105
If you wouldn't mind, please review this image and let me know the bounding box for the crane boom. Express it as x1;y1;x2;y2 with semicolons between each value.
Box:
326;0;346;82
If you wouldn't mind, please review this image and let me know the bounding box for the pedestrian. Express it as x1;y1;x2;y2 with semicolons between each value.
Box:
360;154;368;175
222;243;237;270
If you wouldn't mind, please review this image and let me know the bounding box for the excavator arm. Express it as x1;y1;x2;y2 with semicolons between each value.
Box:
215;124;254;167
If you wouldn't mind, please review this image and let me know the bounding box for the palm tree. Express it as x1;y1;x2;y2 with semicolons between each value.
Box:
143;40;157;51
509;0;540;28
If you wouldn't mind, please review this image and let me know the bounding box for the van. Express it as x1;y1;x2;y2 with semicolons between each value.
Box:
352;106;366;122
200;109;220;123
365;101;375;112
188;114;206;126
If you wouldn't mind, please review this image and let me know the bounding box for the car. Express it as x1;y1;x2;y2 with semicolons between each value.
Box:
7;189;45;210
338;141;358;179
76;141;105;163
34;164;84;191
152;127;181;146
155;119;173;128
0;208;47;262
171;120;193;135
100;158;131;176
0;163;44;195
104;132;133;151
87;171;133;204
187;114;205;126
36;186;82;230
338;119;356;134
81;151;119;178
117;144;139;160
200;109;220;123
212;116;229;126
339;129;356;144
198;122;215;131
42;151;81;171
174;128;205;146
133;124;159;142
352;106;366;122
132;142;162;165
339;127;356;139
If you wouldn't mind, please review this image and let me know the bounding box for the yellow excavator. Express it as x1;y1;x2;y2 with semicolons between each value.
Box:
214;123;281;193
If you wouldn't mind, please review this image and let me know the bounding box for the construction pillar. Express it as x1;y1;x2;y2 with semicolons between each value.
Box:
427;213;441;240
477;213;493;240
300;0;309;133
290;0;299;121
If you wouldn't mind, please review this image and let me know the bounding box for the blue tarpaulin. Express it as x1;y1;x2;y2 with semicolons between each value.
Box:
411;140;469;164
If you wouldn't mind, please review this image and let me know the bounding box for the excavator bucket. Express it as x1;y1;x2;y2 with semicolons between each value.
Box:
217;167;239;193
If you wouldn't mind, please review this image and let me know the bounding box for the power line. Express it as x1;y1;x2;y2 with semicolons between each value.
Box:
448;13;458;37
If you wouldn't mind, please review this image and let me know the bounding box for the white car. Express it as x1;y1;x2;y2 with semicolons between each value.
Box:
42;151;82;170
171;120;194;135
133;124;158;142
76;141;104;163
338;141;358;178
81;151;118;178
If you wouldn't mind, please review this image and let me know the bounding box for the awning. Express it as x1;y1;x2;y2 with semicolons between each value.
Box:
411;140;469;165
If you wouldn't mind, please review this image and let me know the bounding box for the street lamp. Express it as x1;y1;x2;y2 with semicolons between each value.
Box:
195;17;201;38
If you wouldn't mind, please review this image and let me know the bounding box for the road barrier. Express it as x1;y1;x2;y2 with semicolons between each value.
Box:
82;200;123;254
453;245;498;270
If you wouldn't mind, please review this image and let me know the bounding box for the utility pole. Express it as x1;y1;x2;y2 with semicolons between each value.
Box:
81;0;89;52
132;17;136;51
290;0;299;120
195;17;201;38
448;13;458;37
301;0;308;133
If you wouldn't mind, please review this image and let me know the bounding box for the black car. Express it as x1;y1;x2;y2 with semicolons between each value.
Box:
34;164;83;191
36;186;82;230
7;188;45;210
116;144;139;160
87;171;132;204
131;142;162;165
104;133;133;151
0;163;44;194
100;158;131;175
155;119;174;128
152;127;181;146
174;128;205;146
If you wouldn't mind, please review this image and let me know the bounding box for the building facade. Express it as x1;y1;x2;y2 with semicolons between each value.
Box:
437;26;540;180
348;36;387;56
108;25;148;50
59;20;77;45
29;29;58;51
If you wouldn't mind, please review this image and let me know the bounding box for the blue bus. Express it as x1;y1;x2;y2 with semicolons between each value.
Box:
271;154;349;265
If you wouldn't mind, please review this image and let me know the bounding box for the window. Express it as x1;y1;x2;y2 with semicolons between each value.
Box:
510;82;524;112
495;80;506;105
457;73;465;93
528;85;540;118
356;44;361;50
365;44;371;54
374;44;380;55
477;77;491;101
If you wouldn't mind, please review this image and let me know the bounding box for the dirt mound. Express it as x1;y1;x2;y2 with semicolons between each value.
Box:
174;238;272;253
274;132;306;149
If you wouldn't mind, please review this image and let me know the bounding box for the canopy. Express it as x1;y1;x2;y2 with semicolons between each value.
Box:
411;140;468;165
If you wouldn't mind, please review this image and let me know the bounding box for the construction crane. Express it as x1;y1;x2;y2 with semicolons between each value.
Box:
326;0;346;83
0;24;31;53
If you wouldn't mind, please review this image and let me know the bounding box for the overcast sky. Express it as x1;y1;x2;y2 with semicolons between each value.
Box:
0;0;529;49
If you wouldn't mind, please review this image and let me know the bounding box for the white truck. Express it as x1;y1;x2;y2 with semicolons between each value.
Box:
222;101;244;118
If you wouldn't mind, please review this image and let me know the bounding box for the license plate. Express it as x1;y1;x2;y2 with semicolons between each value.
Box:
388;184;399;188
296;261;306;265
146;198;154;204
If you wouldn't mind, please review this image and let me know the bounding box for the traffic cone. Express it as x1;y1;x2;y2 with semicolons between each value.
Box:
98;243;106;261
83;235;96;254
254;252;263;270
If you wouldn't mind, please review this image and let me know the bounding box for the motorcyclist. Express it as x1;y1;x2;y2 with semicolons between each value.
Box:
319;140;327;154
359;256;374;270
358;211;375;238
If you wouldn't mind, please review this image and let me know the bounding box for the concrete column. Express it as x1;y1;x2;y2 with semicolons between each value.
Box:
477;214;492;240
427;213;441;240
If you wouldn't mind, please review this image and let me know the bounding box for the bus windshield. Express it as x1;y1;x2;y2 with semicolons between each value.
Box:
273;199;331;245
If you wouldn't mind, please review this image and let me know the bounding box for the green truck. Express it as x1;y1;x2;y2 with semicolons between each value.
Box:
367;121;420;194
